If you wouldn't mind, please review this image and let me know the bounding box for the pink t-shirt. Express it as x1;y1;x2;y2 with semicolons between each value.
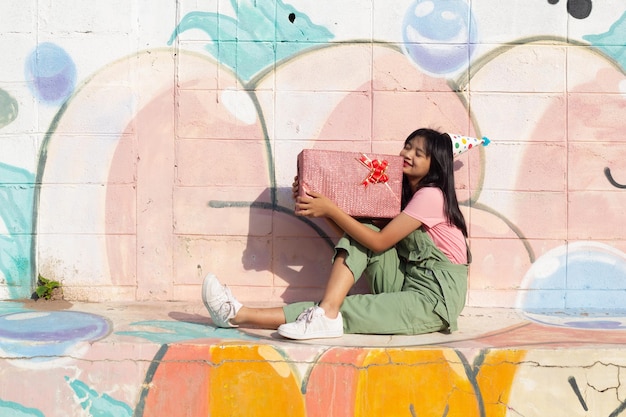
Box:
402;187;467;264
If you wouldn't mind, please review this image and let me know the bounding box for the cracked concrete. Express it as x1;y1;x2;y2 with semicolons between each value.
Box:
2;301;626;416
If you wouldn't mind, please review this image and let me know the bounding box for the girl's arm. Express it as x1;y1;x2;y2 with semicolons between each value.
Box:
324;218;345;237
295;191;422;253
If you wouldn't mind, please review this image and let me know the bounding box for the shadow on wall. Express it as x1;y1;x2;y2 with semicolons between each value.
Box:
214;187;369;304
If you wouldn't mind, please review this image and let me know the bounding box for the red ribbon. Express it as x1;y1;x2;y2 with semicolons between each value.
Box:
357;154;389;187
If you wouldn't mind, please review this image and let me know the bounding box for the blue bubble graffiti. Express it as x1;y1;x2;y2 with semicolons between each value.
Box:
24;42;77;105
402;0;478;75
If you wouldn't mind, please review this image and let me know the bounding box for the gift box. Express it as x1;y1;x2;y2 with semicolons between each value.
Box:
297;149;404;218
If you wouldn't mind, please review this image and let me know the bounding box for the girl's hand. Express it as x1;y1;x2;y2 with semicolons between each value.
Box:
295;191;337;218
291;176;299;201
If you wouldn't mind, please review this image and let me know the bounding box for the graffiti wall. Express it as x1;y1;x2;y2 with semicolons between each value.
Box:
3;1;626;416
1;0;626;317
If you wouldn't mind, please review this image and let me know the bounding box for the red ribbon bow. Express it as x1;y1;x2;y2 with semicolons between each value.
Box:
357;154;389;187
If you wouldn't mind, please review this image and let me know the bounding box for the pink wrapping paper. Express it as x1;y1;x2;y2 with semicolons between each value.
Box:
297;149;404;218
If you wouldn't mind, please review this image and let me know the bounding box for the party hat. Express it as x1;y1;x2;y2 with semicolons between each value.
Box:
447;133;490;157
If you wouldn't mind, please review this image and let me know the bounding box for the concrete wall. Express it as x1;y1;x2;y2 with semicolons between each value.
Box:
1;0;626;313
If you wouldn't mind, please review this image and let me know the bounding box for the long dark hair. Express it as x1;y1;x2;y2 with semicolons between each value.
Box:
401;128;468;237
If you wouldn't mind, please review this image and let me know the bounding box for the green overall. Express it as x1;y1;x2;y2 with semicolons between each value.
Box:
283;226;468;335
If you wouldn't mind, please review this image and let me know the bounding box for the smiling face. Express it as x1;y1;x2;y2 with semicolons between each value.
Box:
400;135;431;191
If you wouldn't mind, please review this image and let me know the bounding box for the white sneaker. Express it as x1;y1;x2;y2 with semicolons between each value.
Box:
277;306;343;340
201;273;242;328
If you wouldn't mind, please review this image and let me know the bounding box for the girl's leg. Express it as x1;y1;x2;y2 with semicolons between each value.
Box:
233;251;354;328
277;242;404;339
282;230;404;325
204;223;400;335
231;306;285;328
202;273;285;329
317;251;355;319
339;291;447;335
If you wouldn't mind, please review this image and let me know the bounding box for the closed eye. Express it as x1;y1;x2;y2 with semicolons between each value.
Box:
605;167;626;189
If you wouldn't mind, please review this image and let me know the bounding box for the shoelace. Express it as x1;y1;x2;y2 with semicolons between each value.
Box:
214;287;234;316
295;307;319;325
218;301;233;316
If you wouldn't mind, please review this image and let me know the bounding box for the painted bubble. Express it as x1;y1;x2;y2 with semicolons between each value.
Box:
24;42;77;104
402;0;478;75
518;242;626;328
0;311;110;359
